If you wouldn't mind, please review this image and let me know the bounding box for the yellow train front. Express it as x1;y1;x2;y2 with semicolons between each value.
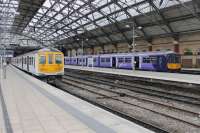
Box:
12;48;64;81
37;49;64;80
167;53;181;72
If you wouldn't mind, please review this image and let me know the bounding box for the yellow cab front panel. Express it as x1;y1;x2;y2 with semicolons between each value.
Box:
38;52;64;75
167;63;181;70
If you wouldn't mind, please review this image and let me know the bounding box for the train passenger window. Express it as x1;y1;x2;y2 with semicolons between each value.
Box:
101;58;105;62
29;57;31;65
94;58;96;62
150;56;157;64
55;55;62;64
125;58;131;63
30;57;32;65
48;54;53;64
143;57;150;63
33;57;35;67
39;56;46;64
106;58;110;62
118;58;123;63
32;57;33;65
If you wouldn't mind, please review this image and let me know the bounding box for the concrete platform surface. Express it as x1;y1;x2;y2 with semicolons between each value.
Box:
0;65;154;133
182;68;200;71
65;65;200;85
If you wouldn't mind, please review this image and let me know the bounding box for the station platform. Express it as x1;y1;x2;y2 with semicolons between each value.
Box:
182;68;200;71
65;65;200;85
0;65;154;133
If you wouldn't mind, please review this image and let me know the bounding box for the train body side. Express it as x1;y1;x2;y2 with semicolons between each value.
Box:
64;51;181;72
12;48;64;78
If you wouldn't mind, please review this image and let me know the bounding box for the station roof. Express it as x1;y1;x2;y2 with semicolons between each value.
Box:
0;0;200;50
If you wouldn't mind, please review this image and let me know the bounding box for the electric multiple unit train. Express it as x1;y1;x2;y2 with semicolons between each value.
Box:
64;51;181;72
12;48;64;80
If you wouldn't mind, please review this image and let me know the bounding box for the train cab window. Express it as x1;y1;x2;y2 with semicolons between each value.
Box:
39;56;46;64
168;54;181;63
48;54;53;64
55;55;62;64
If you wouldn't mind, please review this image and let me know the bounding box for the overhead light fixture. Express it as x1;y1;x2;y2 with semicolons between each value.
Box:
125;25;130;28
137;26;142;29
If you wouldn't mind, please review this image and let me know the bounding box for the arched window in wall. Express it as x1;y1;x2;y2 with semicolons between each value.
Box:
197;48;200;55
184;48;193;55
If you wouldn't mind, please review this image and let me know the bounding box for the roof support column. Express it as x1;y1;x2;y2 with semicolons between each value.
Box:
101;45;105;54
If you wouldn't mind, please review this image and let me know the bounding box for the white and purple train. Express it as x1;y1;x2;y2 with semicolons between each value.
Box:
64;51;181;72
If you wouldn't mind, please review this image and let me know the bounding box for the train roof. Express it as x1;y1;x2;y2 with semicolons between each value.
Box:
15;47;61;57
99;51;176;57
38;47;61;52
99;53;132;57
136;51;175;56
63;51;177;59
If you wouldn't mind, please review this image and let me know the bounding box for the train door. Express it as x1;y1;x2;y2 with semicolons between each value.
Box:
112;57;116;68
85;58;88;66
27;56;29;71
134;56;139;69
22;57;23;69
157;56;166;71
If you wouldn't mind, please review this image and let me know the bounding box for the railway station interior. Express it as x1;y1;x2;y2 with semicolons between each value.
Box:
0;0;200;133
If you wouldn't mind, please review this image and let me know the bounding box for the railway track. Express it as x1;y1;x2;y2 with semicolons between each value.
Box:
57;80;169;133
180;69;200;75
55;70;200;132
64;72;200;106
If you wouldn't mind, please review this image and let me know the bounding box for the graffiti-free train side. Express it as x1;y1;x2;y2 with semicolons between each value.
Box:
12;48;64;81
64;51;181;72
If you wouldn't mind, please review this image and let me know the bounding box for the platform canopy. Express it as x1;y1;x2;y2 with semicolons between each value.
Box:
0;0;200;49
